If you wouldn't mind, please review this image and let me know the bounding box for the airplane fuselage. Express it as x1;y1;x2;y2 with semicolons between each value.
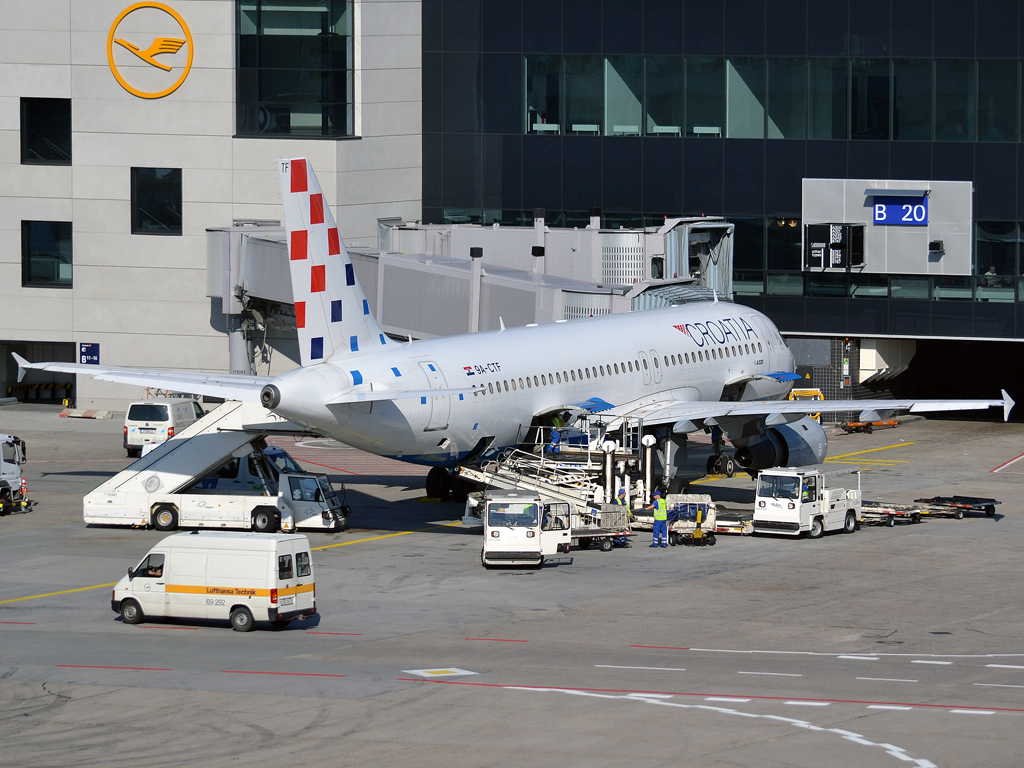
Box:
269;302;796;466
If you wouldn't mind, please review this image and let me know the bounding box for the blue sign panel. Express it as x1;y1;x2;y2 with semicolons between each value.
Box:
873;195;929;226
79;343;99;365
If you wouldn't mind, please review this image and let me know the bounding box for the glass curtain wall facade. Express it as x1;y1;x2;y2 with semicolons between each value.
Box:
423;0;1024;339
237;0;353;136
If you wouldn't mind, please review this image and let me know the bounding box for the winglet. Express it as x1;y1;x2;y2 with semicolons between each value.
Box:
11;352;30;383
1002;389;1015;422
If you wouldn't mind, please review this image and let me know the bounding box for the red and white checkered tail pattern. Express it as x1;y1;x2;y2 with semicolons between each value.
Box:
279;158;388;366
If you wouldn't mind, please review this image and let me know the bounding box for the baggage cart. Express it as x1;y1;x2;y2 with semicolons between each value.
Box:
861;501;924;527
913;496;1000;519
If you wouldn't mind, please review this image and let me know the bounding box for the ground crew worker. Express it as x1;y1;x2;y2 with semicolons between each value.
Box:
645;490;668;548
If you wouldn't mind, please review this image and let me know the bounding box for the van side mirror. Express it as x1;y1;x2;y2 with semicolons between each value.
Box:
128;567;134;581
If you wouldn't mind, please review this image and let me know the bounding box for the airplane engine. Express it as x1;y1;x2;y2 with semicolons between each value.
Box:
733;416;827;471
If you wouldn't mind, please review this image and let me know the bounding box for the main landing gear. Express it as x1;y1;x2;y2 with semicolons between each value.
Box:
425;467;471;501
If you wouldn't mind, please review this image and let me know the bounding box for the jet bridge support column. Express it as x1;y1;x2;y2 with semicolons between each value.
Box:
469;247;483;333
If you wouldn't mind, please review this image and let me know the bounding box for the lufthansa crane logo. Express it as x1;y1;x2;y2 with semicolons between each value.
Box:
107;2;193;99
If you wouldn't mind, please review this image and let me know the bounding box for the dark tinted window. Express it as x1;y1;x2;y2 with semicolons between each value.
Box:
22;221;72;288
127;404;170;422
21;98;71;165
278;554;293;580
131;168;182;235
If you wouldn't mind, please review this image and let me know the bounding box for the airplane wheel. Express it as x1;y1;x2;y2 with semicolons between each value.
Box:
668;476;687;494
724;458;735;477
706;456;717;475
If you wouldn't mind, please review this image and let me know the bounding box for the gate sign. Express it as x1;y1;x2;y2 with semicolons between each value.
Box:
873;195;929;226
79;343;100;365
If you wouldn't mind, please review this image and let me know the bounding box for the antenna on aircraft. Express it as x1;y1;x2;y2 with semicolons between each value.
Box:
713;289;718;304
499;317;506;332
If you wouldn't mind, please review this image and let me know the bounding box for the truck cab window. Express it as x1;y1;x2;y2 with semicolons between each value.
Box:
134;553;165;578
289;476;321;502
278;554;293;580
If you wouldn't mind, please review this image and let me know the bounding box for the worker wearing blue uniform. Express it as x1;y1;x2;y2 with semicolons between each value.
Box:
646;490;668;548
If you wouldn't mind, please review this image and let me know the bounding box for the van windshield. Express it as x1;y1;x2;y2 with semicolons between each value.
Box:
128;404;169;422
487;502;538;528
757;475;800;500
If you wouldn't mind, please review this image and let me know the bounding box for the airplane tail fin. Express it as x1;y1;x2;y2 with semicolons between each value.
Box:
279;157;388;366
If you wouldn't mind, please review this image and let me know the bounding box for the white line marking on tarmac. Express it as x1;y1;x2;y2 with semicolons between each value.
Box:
595;665;685;672
911;660;952;665
839;656;880;661
858;677;918;683
786;701;830;707
738;671;802;677
975;683;1024;689
986;664;1024;670
510;686;937;768
867;705;913;710
950;709;995;715
684;647;1021;659
705;697;752;702
626;693;674;699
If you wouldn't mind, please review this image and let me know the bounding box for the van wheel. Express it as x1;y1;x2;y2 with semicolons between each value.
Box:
153;505;178;531
809;517;824;539
127;448;141;459
271;619;291;629
252;507;279;533
844;513;857;533
230;606;255;632
120;599;144;625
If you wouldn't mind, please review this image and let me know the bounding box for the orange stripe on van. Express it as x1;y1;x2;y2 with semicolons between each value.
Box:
165;583;315;598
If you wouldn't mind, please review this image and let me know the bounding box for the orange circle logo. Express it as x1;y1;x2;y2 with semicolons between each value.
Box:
107;2;193;99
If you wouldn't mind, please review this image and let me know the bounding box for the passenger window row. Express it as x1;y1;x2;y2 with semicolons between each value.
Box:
470;341;764;397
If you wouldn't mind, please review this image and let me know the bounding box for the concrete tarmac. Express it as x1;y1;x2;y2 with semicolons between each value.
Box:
0;403;1022;767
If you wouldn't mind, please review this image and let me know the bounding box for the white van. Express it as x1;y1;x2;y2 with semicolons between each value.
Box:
111;531;316;631
124;399;204;458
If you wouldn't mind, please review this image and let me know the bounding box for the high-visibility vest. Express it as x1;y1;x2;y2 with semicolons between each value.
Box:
614;496;626;506
653;499;668;521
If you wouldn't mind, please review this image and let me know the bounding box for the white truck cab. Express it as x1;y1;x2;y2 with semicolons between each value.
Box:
753;466;861;538
112;531;316;631
478;492;571;568
0;434;28;514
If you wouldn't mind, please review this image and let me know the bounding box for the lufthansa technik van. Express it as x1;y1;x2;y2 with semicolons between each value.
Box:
112;531;316;631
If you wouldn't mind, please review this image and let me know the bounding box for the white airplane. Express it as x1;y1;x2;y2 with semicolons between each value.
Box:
14;158;1013;497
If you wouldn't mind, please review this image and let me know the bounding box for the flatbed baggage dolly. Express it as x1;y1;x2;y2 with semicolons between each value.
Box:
571;506;634;552
913;496;1000;519
861;501;923;527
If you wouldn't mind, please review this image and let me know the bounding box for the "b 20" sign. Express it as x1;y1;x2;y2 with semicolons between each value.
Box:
873;195;928;227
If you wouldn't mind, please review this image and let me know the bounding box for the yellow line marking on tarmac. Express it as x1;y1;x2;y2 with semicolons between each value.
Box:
312;521;463;551
0;582;118;605
825;442;916;460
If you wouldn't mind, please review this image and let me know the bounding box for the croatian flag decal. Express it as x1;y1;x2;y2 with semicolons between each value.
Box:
463;366;475;375
673;323;690;338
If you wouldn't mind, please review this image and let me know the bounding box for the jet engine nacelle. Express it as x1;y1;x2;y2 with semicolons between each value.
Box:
733;416;827;472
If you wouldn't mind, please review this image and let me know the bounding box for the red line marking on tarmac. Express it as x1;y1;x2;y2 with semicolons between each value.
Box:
294;458;361;476
631;644;692;650
991;451;1024;473
306;631;362;636
465;638;528;643
396;678;1024;712
0;621;35;625
57;664;172;671
222;670;346;678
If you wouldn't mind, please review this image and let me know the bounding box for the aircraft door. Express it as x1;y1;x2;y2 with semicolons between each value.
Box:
418;361;451;432
649;349;663;384
637;351;652;385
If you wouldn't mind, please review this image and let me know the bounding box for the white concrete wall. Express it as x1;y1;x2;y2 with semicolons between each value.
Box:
0;0;422;410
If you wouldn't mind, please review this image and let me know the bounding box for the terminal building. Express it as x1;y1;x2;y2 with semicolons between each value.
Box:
1;0;1022;414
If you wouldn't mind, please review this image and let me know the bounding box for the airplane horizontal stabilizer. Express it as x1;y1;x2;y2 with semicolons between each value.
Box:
11;353;266;403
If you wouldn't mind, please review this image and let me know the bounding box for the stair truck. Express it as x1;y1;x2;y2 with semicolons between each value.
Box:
753;466;861;538
0;434;31;514
84;402;349;533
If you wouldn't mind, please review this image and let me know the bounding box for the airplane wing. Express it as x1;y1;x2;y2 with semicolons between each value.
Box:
602;389;1014;431
11;354;266;402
